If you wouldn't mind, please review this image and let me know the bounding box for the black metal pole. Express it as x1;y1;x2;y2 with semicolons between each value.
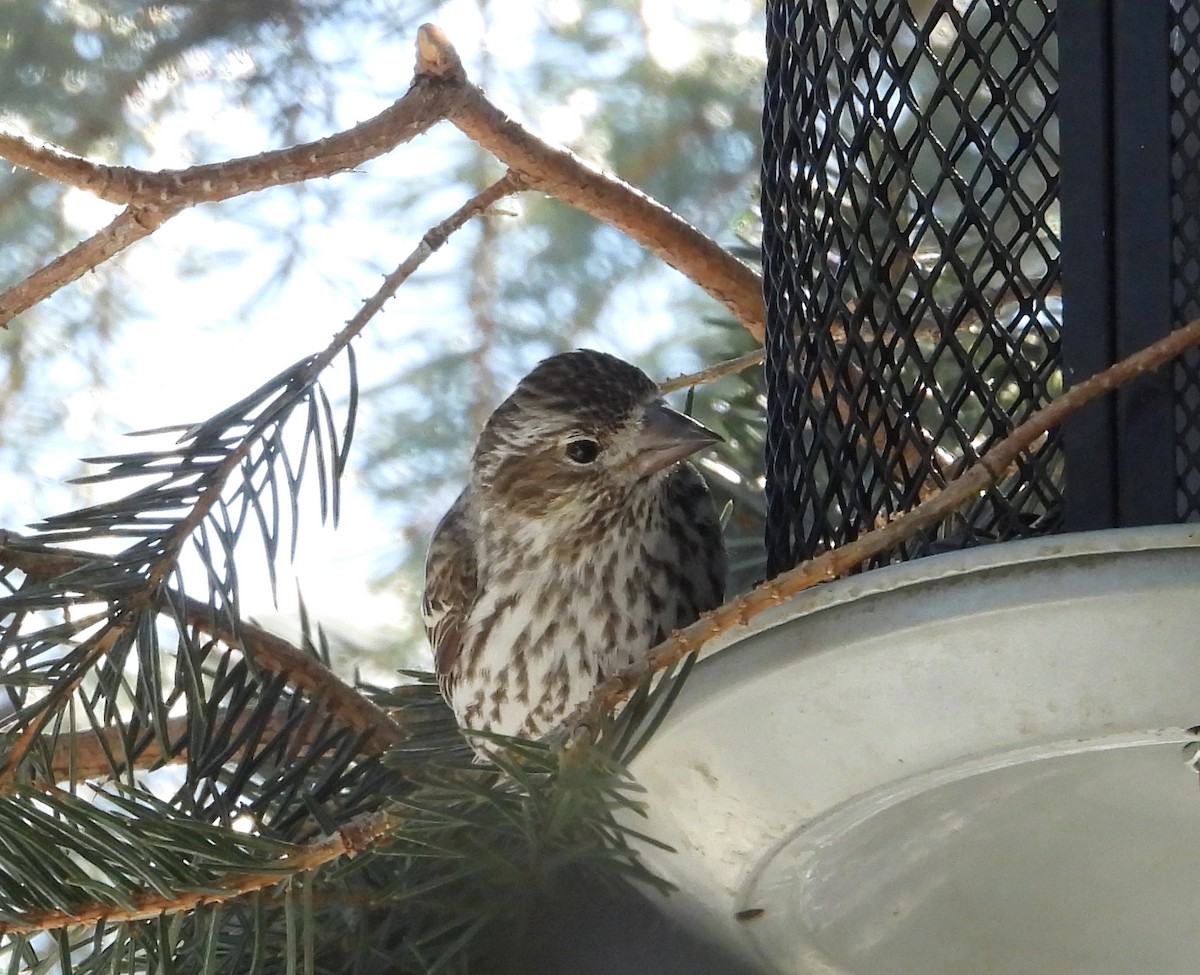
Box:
1112;0;1175;525
1059;0;1118;531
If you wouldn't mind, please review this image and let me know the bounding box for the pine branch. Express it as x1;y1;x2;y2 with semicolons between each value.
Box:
0;374;337;787
0;532;404;757
41;710;292;781
0;808;396;936
0;176;527;773
0;158;518;775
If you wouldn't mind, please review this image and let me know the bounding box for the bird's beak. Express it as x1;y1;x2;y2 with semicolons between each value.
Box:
632;401;722;477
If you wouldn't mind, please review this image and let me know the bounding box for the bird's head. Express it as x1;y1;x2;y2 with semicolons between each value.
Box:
470;350;720;521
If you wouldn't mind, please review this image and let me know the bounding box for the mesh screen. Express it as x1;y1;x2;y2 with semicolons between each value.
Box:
762;0;1064;575
1172;0;1200;519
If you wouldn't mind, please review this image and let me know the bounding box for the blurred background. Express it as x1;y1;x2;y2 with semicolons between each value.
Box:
0;0;767;679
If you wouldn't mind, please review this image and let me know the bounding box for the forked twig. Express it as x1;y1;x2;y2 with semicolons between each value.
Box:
412;25;766;340
0;26;761;338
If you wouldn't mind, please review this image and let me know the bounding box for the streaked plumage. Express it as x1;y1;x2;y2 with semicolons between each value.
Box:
423;349;725;750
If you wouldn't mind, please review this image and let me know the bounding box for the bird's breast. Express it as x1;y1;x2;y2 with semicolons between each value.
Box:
451;522;674;739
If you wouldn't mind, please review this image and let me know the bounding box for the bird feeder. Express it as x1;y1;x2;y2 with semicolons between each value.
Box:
621;1;1200;972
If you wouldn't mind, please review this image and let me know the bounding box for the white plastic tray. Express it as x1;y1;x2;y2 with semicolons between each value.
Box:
628;526;1200;974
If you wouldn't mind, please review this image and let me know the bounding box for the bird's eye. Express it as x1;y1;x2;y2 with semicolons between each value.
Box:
564;438;602;465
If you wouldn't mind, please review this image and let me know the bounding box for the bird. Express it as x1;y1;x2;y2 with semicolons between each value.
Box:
422;349;726;753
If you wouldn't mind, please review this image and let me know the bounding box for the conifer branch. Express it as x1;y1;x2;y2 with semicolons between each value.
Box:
0;532;404;753
0;617;132;787
43;709;297;780
0;809;397;935
2;167;515;775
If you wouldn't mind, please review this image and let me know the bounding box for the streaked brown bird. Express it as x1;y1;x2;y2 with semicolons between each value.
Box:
423;349;726;751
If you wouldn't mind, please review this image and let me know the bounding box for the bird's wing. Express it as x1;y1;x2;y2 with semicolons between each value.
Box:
422;490;478;694
665;462;728;618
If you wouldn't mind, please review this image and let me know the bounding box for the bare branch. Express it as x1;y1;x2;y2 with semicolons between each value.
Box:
564;314;1200;738
413;24;766;341
659;349;765;394
0;134;101;195
0;73;464;326
0;79;462;207
0;205;171;325
0;23;761;342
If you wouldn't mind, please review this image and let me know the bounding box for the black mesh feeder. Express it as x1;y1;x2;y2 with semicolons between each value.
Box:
761;0;1062;570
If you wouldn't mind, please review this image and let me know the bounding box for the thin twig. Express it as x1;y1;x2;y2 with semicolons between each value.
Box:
0;809;398;935
0;205;171;324
564;314;1200;736
346;171;524;337
659;349;766;394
